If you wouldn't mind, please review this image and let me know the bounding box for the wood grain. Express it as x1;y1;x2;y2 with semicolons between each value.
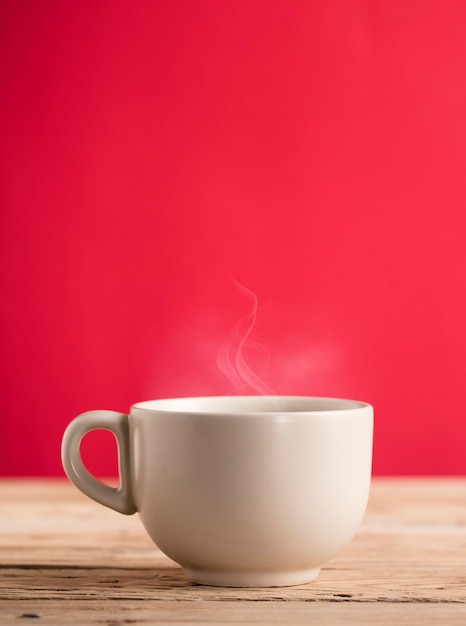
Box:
1;478;465;624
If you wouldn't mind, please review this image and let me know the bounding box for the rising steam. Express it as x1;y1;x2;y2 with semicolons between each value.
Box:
216;280;278;396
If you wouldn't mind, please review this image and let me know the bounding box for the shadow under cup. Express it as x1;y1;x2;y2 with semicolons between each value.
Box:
62;396;373;587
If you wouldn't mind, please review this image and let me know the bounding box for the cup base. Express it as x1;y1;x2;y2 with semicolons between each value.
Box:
184;566;321;588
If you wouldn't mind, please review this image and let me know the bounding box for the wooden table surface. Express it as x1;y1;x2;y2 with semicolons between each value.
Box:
0;478;465;625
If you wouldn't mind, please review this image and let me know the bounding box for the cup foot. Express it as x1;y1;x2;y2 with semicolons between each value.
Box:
183;567;321;587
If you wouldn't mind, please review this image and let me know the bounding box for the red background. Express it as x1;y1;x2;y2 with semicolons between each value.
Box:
1;1;466;476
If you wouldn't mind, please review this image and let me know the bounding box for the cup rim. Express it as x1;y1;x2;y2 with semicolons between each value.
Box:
131;395;372;416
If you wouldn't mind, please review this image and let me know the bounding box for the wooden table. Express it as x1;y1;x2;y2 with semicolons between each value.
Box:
0;478;465;625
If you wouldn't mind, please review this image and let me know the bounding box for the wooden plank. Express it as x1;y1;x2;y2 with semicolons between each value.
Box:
1;556;465;603
0;478;465;624
1;599;466;626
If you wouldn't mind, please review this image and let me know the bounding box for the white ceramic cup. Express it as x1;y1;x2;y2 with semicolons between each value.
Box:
61;396;373;587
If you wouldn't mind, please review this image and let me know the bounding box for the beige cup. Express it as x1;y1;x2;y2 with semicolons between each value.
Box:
61;396;373;587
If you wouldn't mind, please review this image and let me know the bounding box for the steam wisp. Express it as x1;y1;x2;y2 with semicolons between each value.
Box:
217;280;285;407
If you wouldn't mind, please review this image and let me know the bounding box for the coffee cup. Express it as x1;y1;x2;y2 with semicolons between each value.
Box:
61;396;373;587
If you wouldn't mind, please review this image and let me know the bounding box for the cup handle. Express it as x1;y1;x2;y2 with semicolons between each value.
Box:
61;410;137;515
